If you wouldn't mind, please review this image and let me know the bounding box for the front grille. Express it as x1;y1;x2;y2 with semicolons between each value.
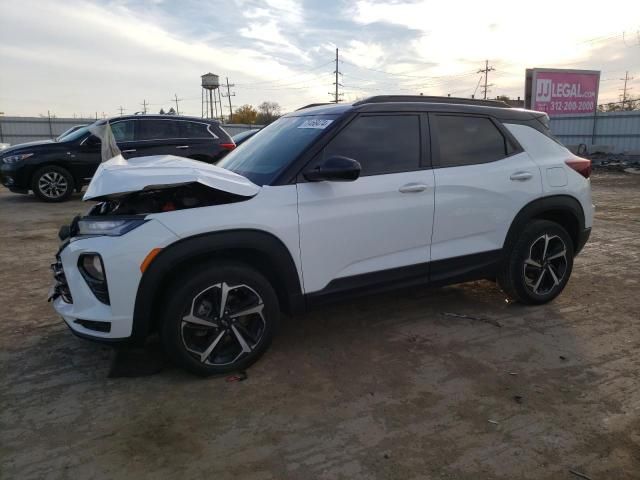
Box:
50;257;73;303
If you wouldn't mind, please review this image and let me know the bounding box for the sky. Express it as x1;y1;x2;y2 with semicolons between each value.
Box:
0;0;638;119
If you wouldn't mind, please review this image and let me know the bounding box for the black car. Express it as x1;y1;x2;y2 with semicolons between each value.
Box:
0;115;235;202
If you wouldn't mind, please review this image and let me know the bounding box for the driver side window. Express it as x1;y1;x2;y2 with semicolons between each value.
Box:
110;120;135;143
322;114;421;176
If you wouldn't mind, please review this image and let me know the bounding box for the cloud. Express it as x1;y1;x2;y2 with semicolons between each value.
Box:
0;0;638;117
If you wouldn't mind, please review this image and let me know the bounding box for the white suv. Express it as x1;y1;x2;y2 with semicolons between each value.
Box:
50;96;593;376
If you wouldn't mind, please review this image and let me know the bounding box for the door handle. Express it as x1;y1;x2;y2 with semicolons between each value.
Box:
175;145;190;149
121;149;136;153
399;183;428;193
510;171;533;181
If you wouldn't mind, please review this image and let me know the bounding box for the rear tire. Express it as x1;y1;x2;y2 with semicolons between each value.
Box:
498;220;574;305
32;165;74;202
160;261;279;376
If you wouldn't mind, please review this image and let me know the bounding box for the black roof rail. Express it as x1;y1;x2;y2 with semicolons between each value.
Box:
353;95;511;108
296;102;334;111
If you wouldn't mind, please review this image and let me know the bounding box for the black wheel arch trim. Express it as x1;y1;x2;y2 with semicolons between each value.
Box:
504;195;586;254
131;229;304;343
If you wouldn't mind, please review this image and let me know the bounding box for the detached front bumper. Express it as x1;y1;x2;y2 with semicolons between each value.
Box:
50;219;179;343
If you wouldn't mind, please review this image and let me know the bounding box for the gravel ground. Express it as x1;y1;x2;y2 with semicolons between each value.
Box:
1;171;639;480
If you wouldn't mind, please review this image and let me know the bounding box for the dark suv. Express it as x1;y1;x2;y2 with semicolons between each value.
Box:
0;115;235;202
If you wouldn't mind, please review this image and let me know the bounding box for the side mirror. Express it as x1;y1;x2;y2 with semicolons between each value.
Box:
84;135;101;147
303;156;361;182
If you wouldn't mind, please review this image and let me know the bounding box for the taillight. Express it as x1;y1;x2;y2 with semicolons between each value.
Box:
220;143;236;151
565;157;591;179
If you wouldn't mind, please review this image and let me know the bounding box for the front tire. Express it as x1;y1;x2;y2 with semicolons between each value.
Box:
160;262;279;376
498;220;574;305
32;165;74;202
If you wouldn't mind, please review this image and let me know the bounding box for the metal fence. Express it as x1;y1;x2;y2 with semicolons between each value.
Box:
0;116;262;146
549;110;640;154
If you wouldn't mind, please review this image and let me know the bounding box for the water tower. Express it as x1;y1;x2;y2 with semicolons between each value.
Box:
201;73;223;120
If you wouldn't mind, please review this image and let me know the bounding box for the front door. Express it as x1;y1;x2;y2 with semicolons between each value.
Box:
297;113;435;295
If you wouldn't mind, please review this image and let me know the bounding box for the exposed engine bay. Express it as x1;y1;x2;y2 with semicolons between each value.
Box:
86;182;248;216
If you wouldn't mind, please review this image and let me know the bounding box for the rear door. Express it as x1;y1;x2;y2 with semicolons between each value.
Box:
297;113;435;294
430;113;542;271
132;119;183;158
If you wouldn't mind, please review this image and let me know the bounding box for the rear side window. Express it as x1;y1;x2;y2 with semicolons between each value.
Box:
323;115;421;176
110;120;135;142
435;115;510;167
179;121;217;139
137;120;179;141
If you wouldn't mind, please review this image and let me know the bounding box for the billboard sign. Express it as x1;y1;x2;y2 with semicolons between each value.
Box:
525;68;600;116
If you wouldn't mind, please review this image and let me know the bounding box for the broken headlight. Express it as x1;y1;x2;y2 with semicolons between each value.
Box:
76;218;146;237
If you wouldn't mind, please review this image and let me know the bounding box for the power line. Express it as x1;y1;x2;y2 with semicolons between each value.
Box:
477;60;495;99
117;106;125;116
235;60;335;87
141;99;148;114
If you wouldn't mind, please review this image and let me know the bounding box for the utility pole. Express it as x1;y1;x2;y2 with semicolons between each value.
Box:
477;60;495;99
173;94;182;115
328;48;343;103
620;71;634;109
117;106;125;116
141;99;148;114
222;77;236;122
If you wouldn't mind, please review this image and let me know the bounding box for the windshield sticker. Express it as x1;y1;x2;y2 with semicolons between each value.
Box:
298;119;333;129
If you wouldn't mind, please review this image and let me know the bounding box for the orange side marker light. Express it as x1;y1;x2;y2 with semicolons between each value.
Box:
140;248;163;273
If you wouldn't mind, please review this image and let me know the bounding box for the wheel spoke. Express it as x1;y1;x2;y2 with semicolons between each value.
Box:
547;250;566;261
219;282;230;318
542;234;550;260
230;325;252;353
229;303;263;318
533;269;546;293
182;313;217;327
525;258;542;268
547;265;560;286
199;330;226;363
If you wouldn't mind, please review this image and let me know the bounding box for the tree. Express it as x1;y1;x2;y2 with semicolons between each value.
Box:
167;107;177;115
256;101;281;124
233;104;258;124
159;108;166;114
598;98;640;112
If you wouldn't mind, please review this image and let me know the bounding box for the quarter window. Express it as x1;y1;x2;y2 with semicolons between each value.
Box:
110;121;135;143
179;121;216;139
137;120;179;141
435;115;509;167
323;115;421;176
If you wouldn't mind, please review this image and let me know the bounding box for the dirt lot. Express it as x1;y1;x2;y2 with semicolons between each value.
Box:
1;171;639;480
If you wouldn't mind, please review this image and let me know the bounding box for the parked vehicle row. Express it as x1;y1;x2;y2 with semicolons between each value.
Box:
0;115;237;202
49;95;593;376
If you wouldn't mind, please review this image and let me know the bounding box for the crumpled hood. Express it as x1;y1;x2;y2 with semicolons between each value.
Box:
83;154;260;201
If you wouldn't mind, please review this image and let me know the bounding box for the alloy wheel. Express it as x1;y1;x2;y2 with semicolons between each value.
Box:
181;282;266;366
38;172;69;199
522;234;568;296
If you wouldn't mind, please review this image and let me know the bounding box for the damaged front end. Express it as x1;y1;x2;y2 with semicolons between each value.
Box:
86;182;249;216
58;154;260;240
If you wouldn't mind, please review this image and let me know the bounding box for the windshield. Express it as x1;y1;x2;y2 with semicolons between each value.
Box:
57;125;91;142
218;114;339;185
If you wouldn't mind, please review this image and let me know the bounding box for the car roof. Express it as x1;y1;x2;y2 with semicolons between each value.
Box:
97;115;221;125
291;96;544;122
